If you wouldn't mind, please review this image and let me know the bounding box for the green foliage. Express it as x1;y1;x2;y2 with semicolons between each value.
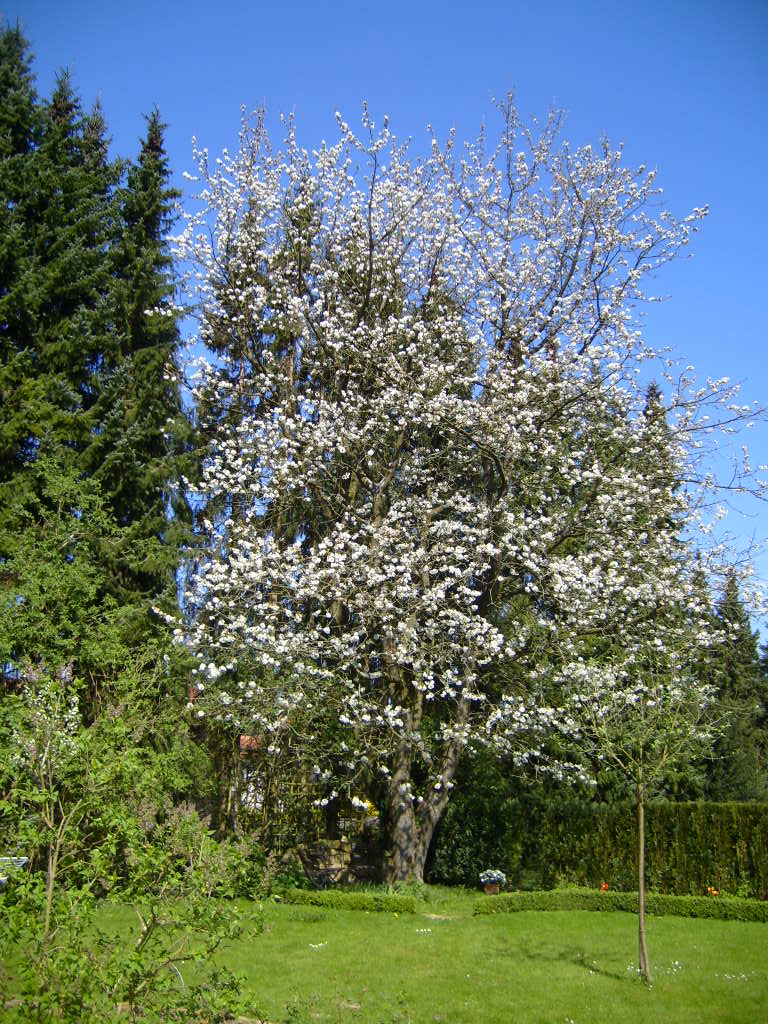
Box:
703;573;768;800
0;23;38;159
389;878;429;902
0;24;193;646
0;657;260;1021
0;455;134;683
429;792;768;898
280;888;416;914
473;887;768;922
0;63;121;521
426;749;526;887
0;857;255;1022
0;31;251;1020
86;107;195;620
269;853;312;893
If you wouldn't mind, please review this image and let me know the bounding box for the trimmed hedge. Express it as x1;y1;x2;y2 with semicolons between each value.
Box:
522;800;768;897
278;888;416;914
473;887;768;922
429;789;768;897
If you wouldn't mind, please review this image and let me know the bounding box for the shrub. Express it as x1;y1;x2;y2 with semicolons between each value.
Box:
279;888;416;914
473;887;768;922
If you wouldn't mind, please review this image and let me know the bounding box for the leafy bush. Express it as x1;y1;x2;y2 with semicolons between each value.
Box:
280;888;416;914
473;887;768;922
0;658;260;1021
267;851;312;893
427;751;520;886
389;879;429;902
0;855;260;1022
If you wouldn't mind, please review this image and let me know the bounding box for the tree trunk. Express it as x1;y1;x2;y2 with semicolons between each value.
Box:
210;731;239;836
384;732;420;883
384;699;469;884
386;790;420;883
44;840;58;939
637;782;653;985
385;786;451;884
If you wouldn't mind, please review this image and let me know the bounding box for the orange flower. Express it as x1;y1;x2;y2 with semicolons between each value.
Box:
600;881;609;892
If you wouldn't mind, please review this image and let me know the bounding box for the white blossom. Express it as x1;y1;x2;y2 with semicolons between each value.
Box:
170;99;765;879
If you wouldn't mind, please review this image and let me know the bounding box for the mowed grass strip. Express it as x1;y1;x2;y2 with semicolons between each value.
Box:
210;888;767;1023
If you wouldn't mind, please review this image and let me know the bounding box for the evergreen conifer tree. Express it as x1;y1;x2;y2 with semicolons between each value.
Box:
86;108;194;623
0;25;192;678
0;22;44;524
705;572;768;800
0;51;122;519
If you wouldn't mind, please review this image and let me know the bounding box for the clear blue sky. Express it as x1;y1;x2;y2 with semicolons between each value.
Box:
8;0;768;618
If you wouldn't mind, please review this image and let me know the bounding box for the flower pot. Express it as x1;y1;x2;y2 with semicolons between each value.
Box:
484;882;500;895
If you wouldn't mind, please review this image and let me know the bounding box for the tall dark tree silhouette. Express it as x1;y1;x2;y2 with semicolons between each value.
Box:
705;572;767;800
0;24;192;688
86;108;195;627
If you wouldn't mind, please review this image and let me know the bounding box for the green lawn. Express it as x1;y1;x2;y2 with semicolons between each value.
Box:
160;886;768;1023
64;887;762;1022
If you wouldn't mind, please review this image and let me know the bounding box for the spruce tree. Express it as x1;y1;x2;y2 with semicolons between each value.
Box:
0;26;192;679
705;572;768;800
0;23;43;524
0;52;122;517
85;109;194;623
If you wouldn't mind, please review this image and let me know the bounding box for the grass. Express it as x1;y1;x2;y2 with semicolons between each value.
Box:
93;887;768;1022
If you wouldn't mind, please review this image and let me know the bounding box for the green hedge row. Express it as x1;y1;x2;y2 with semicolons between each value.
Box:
429;786;768;897
473;887;768;922
518;799;768;897
278;888;416;914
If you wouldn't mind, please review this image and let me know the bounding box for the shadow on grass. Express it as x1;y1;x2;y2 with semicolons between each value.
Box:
496;938;631;983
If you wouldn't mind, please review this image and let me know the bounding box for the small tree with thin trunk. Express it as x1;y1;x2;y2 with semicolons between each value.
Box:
487;388;734;984
549;652;717;985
